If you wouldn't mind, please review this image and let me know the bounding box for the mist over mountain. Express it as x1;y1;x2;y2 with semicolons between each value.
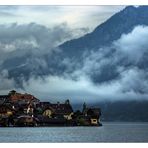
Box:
60;6;148;57
73;100;148;122
1;6;148;107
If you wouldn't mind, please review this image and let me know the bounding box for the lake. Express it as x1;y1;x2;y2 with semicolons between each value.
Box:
0;122;148;142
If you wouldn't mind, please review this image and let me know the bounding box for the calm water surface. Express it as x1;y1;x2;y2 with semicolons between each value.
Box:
0;122;148;142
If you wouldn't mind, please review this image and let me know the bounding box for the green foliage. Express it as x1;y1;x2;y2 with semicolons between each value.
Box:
77;117;90;126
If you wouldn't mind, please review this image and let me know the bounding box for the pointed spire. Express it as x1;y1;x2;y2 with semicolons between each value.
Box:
65;99;70;105
82;102;87;113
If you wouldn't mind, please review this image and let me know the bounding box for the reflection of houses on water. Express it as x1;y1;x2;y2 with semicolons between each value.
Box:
0;90;102;127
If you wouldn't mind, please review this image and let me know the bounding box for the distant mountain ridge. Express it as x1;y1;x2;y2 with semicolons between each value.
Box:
59;6;148;57
73;100;148;122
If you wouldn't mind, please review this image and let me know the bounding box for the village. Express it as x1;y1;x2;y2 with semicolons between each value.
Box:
0;90;102;127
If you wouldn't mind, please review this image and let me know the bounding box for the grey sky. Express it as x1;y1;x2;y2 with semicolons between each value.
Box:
0;6;125;30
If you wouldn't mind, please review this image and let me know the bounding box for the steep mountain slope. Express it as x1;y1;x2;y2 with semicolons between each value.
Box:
60;6;148;57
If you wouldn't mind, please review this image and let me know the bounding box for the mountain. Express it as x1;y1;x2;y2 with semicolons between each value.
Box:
60;6;148;57
56;6;148;85
100;100;148;122
73;100;148;122
1;6;148;87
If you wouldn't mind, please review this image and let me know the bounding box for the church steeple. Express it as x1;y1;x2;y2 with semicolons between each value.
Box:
82;102;87;113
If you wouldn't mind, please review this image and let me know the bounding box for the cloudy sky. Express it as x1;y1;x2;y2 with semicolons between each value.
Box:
0;6;125;30
2;5;148;104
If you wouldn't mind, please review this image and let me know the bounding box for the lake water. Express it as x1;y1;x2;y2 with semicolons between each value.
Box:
0;122;148;142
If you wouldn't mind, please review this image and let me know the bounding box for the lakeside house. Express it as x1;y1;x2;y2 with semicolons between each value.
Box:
0;95;9;104
8;90;40;104
35;100;74;126
0;90;102;127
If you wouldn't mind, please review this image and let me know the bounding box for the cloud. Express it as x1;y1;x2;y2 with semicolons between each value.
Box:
21;75;99;103
0;6;125;30
119;67;148;94
0;23;88;55
20;66;148;104
49;25;148;102
114;25;148;63
1;24;148;103
0;22;88;70
0;70;16;93
23;25;148;103
0;23;72;51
